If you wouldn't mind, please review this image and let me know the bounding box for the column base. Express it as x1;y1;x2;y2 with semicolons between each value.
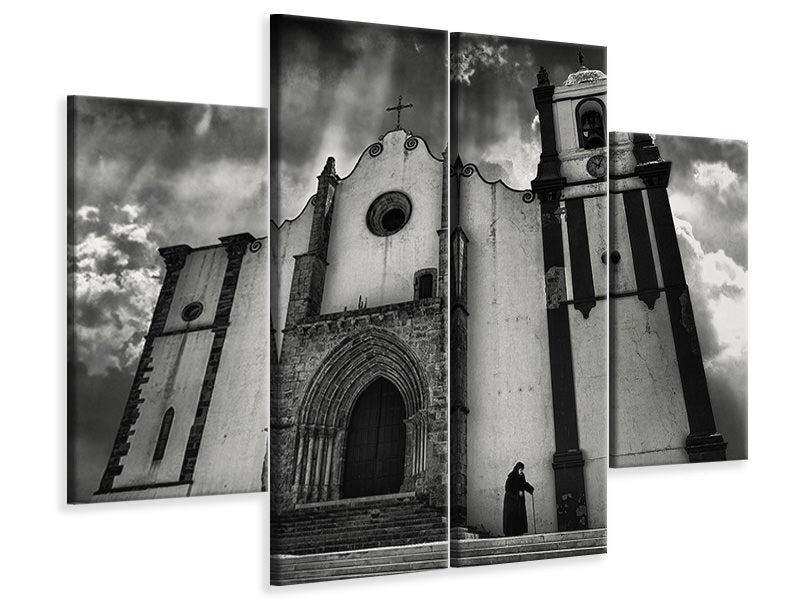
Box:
685;432;727;463
552;449;588;532
450;505;467;528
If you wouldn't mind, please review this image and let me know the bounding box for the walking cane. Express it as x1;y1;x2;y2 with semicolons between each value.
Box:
531;489;537;534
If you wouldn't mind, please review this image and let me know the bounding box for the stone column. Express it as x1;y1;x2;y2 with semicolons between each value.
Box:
450;215;469;526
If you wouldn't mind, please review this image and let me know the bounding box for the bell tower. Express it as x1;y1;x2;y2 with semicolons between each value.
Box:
530;59;608;531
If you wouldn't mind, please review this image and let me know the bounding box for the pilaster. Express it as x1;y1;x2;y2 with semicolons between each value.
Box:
540;185;588;531
285;158;338;327
179;232;255;481
631;135;727;462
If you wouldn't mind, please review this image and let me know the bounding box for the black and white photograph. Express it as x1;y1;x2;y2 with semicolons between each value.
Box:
10;1;783;599
269;15;448;584
67;96;269;502
608;132;747;467
449;34;608;566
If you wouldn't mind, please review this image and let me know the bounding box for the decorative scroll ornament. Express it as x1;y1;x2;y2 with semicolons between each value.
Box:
403;136;419;151
249;240;263;253
522;190;534;203
368;142;383;157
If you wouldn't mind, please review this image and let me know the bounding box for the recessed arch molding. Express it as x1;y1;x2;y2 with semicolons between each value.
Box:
291;328;429;504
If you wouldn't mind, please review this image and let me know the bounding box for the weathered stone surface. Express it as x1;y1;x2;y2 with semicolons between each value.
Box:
270;130;449;562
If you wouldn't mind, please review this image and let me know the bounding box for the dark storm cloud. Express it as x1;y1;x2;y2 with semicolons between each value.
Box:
68;96;267;501
452;33;606;188
68;361;133;502
270;16;447;223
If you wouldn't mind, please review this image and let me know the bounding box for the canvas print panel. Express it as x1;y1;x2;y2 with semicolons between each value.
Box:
269;16;448;585
608;133;748;467
449;34;608;566
67;96;268;503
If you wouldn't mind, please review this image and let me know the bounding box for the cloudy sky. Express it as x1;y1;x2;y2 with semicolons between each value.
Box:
657;134;748;460
452;34;606;187
68;96;267;502
270;16;447;224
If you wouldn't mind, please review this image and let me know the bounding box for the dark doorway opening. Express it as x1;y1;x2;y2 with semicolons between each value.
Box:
342;378;406;498
418;273;434;299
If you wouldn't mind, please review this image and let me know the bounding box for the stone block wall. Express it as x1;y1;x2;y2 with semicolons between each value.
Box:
271;298;447;514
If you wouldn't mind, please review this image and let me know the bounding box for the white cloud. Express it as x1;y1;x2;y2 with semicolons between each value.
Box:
110;222;155;247
75;232;128;270
195;105;212;137
74;266;162;374
692;161;738;196
76;205;100;222
675;218;747;364
668;191;696;220
119;203;141;221
477;115;541;188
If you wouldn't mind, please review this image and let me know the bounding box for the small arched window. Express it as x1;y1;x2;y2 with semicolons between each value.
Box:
414;268;437;300
153;407;174;462
576;98;606;150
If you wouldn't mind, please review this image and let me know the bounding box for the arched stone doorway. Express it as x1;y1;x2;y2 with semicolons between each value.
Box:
342;378;406;498
291;329;429;505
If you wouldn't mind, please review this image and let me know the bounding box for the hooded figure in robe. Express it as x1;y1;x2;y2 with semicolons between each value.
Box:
503;461;534;536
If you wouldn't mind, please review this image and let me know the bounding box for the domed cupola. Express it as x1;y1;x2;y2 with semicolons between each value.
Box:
563;64;607;87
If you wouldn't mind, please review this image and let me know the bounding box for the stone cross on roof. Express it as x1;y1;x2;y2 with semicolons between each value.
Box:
386;95;413;130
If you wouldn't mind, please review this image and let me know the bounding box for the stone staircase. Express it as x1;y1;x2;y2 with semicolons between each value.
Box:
450;528;607;567
270;492;447;585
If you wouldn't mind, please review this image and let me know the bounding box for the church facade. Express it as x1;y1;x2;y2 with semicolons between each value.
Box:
94;234;269;501
269;126;448;527
451;63;609;539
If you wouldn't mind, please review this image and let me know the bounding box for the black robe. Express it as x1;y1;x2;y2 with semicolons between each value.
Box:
503;470;534;536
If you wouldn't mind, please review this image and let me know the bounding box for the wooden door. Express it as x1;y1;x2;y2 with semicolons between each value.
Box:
342;378;406;498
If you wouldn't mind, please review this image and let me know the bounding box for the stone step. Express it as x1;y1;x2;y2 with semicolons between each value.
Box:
449;528;607;568
273;504;442;526
272;514;445;535
273;517;446;538
272;528;447;555
450;526;481;540
270;542;447;585
271;557;447;585
271;541;447;570
272;534;448;556
451;545;606;568
450;528;606;550
273;527;447;549
271;494;447;556
451;536;606;558
286;492;417;513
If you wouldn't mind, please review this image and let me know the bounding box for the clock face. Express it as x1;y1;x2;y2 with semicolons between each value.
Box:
586;154;607;179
